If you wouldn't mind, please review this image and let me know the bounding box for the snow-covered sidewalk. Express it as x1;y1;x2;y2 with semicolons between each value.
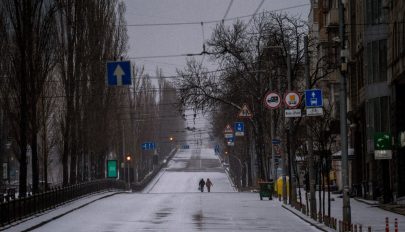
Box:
0;191;126;232
284;192;405;232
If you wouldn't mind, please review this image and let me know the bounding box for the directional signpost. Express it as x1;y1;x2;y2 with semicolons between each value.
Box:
305;89;324;116
142;142;156;150
107;61;132;86
234;122;245;136
374;133;392;159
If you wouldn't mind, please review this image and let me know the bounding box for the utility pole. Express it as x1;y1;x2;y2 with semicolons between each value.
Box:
305;36;317;219
282;53;291;204
339;0;351;226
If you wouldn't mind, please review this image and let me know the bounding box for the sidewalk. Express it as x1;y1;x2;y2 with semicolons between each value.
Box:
0;191;126;232
355;197;405;217
286;192;405;231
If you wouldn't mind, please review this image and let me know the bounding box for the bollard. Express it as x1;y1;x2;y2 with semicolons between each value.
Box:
359;224;362;232
386;217;389;232
395;218;398;232
368;226;371;232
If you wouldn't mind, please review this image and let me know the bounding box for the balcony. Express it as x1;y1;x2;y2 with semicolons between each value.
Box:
326;8;339;27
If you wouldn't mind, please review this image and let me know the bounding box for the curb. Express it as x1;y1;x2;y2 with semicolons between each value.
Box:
282;204;335;232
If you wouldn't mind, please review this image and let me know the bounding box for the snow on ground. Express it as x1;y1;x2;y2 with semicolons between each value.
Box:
9;147;404;231
294;190;405;231
145;171;234;193
27;192;321;232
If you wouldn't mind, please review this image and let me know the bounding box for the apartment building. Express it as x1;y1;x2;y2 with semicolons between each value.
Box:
309;0;405;203
387;0;405;202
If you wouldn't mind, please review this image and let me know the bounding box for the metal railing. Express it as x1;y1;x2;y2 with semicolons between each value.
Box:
0;179;126;226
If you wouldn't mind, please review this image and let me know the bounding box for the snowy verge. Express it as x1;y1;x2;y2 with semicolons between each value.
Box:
282;204;335;232
0;191;126;232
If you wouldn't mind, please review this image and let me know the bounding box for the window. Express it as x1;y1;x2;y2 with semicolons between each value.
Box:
366;96;390;141
365;39;387;84
379;40;387;82
365;0;383;24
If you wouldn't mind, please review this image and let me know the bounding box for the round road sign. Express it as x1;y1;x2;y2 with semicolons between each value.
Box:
264;92;281;109
284;92;301;108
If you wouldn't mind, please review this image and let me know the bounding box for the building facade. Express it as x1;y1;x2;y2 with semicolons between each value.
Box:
387;0;405;202
309;0;405;203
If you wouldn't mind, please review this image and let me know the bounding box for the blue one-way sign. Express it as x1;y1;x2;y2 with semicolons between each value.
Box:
304;89;323;108
107;61;132;86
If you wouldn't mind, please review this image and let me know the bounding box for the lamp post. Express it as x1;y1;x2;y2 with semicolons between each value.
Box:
339;0;351;225
126;155;131;190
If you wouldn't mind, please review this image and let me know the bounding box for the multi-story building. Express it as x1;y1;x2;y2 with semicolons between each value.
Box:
309;0;350;192
387;0;405;203
347;0;399;203
310;0;405;203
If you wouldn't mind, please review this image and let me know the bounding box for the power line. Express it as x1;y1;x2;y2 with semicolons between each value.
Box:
124;4;310;27
248;0;266;25
223;0;234;20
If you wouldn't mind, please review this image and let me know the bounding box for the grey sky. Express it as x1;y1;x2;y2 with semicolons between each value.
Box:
123;0;310;77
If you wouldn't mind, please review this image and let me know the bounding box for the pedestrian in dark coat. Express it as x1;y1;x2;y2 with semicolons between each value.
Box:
199;178;205;192
206;178;213;192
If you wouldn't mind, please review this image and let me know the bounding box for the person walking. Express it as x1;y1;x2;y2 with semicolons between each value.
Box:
206;178;213;192
198;178;205;192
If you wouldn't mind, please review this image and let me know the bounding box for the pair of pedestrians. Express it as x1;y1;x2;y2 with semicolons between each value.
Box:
198;178;213;192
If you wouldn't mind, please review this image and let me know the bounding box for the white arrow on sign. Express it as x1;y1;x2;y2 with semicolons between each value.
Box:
113;64;125;86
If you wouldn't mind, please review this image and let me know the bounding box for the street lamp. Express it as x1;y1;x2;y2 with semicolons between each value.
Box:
126;155;131;189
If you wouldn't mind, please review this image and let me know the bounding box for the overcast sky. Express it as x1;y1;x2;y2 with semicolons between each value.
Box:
123;0;310;77
122;0;310;136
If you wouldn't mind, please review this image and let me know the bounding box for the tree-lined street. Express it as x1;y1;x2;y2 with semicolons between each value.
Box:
4;148;321;232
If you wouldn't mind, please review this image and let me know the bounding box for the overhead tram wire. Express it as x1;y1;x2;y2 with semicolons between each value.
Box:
247;0;266;26
223;0;234;21
123;3;310;28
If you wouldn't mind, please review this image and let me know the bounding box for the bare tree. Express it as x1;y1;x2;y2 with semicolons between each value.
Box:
176;12;307;183
0;0;58;195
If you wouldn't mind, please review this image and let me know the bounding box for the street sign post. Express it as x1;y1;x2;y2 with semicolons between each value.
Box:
374;133;392;159
227;136;235;146
238;104;253;119
107;160;118;178
264;92;281;109
142;142;156;150
304;89;323;108
234;122;245;136
285;109;301;118
107;61;132;86
306;107;324;116
284;92;301;108
224;124;234;138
